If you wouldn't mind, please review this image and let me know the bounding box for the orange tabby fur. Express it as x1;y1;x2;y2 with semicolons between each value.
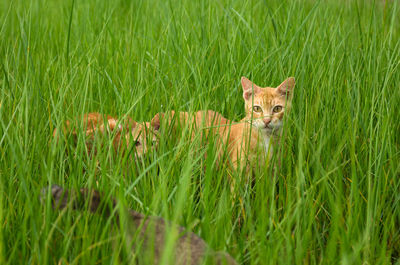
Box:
151;110;228;140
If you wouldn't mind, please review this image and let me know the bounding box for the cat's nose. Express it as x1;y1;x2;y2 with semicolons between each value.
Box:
263;117;271;126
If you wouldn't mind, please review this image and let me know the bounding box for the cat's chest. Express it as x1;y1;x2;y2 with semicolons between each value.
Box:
261;134;273;155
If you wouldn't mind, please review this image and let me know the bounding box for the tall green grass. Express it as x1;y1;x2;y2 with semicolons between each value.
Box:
0;0;399;264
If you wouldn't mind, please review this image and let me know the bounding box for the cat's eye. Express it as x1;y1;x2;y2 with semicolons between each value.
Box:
273;105;283;113
253;106;262;113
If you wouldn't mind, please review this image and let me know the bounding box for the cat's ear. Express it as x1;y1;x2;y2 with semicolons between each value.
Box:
241;76;261;100
125;118;137;131
276;77;295;97
151;113;164;131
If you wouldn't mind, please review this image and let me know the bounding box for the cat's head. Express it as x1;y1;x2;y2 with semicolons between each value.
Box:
122;120;160;158
241;76;295;133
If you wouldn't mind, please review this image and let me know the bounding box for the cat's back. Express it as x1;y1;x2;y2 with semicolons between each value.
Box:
194;110;229;127
83;112;117;130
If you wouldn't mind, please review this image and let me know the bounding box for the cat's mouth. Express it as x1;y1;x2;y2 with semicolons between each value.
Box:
252;121;276;131
261;124;273;131
263;123;273;129
263;123;280;131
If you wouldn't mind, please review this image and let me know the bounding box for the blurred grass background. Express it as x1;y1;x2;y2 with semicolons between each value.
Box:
0;0;399;264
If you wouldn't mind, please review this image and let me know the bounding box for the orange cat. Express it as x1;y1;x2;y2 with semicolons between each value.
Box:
153;77;295;173
53;112;160;158
222;76;295;170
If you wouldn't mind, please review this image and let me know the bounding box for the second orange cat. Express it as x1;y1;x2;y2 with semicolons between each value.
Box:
53;112;160;158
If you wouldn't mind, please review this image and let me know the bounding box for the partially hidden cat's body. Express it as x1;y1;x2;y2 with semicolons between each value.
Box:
41;185;237;265
153;77;295;173
53;112;160;157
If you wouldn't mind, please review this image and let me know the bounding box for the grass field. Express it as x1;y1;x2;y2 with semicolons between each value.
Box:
1;0;400;264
